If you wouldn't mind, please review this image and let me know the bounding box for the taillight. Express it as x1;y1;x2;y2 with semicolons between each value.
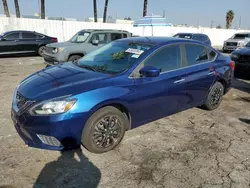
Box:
51;38;58;42
229;61;235;71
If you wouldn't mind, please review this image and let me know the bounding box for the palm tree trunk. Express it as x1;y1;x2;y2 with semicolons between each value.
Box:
93;0;97;22
143;0;148;17
14;0;21;18
41;0;45;19
103;0;109;23
2;0;10;17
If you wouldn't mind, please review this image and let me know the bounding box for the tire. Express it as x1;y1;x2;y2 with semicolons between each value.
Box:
68;55;82;62
203;82;224;110
82;106;128;153
38;46;45;56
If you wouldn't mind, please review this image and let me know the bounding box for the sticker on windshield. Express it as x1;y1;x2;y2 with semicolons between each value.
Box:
131;54;140;58
125;48;144;55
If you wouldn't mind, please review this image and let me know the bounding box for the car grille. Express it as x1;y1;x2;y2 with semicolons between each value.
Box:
239;55;250;62
45;46;54;54
16;92;28;109
226;42;237;46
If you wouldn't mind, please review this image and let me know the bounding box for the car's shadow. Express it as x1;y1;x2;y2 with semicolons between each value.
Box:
0;53;38;58
33;148;101;188
233;72;250;94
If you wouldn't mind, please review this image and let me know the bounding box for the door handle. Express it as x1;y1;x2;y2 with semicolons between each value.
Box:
174;78;185;84
208;71;215;75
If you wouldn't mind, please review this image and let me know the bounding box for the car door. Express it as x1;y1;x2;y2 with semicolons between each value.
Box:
181;43;217;108
85;32;108;53
0;32;21;54
19;32;38;52
130;44;191;125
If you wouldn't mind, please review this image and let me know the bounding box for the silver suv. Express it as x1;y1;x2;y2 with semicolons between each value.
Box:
223;32;250;53
43;29;132;65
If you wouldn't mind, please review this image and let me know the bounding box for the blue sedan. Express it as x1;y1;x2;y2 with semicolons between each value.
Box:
11;37;234;153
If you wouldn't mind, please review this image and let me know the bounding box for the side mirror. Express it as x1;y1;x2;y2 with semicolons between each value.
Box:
139;66;160;77
92;39;99;45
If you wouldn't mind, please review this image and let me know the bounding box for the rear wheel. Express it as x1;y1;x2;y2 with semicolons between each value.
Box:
38;46;45;56
68;55;82;62
82;106;128;153
202;82;224;110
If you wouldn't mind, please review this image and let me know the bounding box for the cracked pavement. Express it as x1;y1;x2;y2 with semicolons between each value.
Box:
0;56;250;188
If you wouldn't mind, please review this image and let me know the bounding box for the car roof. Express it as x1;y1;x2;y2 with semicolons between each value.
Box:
234;32;250;35
175;33;207;36
117;36;204;46
81;29;130;33
3;30;43;35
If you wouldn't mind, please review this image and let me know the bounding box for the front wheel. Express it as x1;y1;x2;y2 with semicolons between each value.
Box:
82;106;128;153
68;55;82;62
202;82;224;110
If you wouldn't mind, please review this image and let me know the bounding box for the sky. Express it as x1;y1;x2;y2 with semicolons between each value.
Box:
0;0;249;29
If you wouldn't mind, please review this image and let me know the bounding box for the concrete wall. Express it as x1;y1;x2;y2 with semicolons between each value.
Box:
0;17;249;47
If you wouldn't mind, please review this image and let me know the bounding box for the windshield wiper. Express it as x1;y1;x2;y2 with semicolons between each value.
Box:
79;64;97;72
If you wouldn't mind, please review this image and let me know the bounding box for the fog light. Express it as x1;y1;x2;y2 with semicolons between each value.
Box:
37;134;62;146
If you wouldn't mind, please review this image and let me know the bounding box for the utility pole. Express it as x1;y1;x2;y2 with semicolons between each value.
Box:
239;16;241;29
210;20;214;28
163;10;166;18
2;0;10;17
38;0;40;16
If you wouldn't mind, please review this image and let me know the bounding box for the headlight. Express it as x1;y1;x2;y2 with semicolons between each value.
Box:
29;96;77;115
52;48;58;54
230;54;238;59
238;41;245;47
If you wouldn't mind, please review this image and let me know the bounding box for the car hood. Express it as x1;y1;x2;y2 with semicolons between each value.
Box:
18;63;110;101
46;41;77;48
232;47;250;55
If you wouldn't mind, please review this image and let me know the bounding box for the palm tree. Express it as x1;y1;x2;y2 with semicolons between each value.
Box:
143;0;148;17
2;0;10;17
226;10;234;29
103;0;109;23
41;0;45;19
93;0;97;22
14;0;21;18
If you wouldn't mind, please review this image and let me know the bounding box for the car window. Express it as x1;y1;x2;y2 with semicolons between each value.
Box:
37;34;44;39
232;34;249;39
246;42;250;47
91;33;108;44
111;33;122;41
22;32;37;39
192;35;202;41
173;33;192;39
5;32;20;40
200;35;208;41
70;31;90;43
185;44;215;66
123;34;128;38
144;44;181;73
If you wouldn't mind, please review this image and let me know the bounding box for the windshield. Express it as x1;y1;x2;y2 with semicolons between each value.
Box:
76;41;152;74
173;34;192;39
231;34;250;39
246;42;250;47
69;31;90;43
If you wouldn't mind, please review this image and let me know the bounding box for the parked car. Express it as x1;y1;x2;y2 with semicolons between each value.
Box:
173;33;211;46
230;42;250;74
43;29;133;66
11;37;234;153
0;30;57;56
223;32;250;53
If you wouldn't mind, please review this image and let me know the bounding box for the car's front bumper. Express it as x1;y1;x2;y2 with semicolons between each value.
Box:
11;107;88;151
223;46;238;51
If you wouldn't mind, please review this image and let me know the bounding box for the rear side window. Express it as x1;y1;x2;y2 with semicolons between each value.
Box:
5;32;20;40
123;33;128;38
22;32;37;39
91;33;108;44
144;44;181;72
184;44;216;66
111;33;122;41
192;35;202;41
